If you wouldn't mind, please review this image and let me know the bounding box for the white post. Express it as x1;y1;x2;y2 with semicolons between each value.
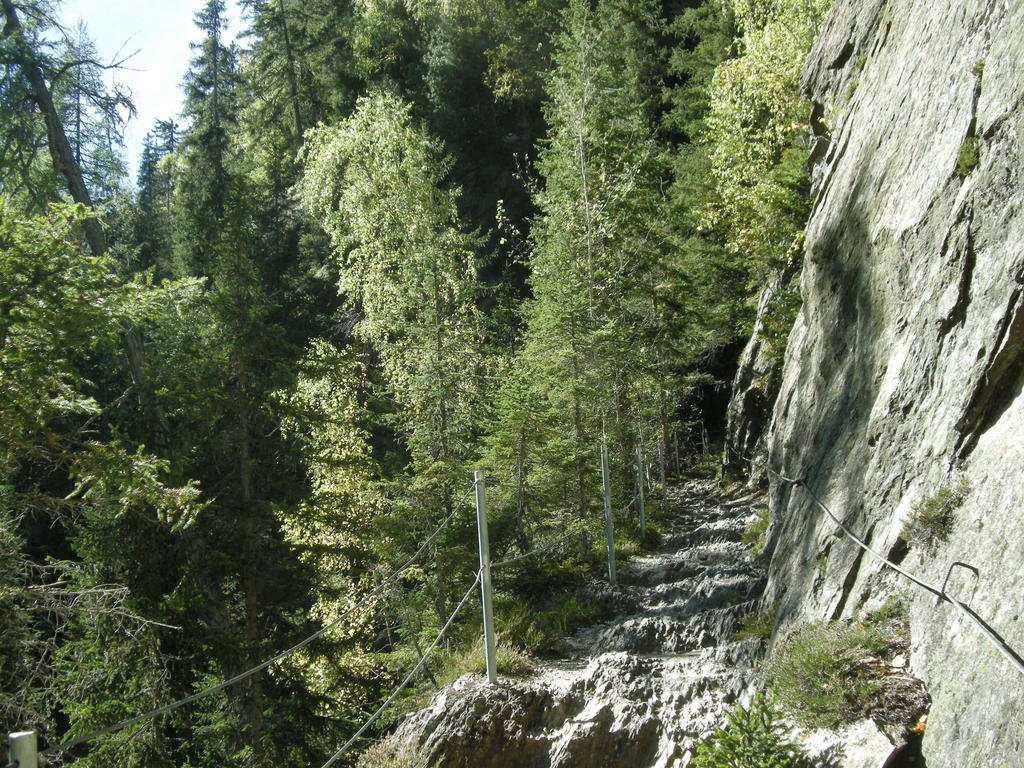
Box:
657;433;666;490
474;471;498;685
636;443;646;542
600;438;616;586
8;731;37;768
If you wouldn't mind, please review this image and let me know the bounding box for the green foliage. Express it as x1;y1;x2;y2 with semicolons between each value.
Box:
0;0;840;761
742;505;770;551
904;477;969;551
702;0;829;280
765;620;897;728
955;136;980;177
173;0;243;276
692;694;808;768
734;607;777;641
0;203;204;749
299;91;486;480
0;6;129;208
488;0;673;541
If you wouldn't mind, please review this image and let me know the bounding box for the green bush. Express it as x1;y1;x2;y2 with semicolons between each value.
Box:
734;607;777;641
955;137;980;177
904;477;969;551
765;621;894;729
742;506;770;552
692;694;808;768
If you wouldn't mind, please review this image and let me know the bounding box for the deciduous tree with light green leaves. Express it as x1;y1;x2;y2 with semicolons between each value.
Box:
300;91;486;486
703;0;831;279
299;91;488;627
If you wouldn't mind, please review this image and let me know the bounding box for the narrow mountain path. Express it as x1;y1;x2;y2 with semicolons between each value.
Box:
373;481;769;768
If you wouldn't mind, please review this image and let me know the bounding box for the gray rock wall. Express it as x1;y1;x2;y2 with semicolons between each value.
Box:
763;0;1024;764
722;272;789;486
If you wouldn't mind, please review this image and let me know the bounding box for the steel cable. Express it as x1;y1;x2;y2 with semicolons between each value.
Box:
767;465;1024;677
39;488;474;758
319;570;483;768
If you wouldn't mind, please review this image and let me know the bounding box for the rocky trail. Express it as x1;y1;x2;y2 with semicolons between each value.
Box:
373;481;770;768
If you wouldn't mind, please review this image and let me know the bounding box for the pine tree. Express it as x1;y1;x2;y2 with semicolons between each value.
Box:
174;0;242;276
505;0;669;535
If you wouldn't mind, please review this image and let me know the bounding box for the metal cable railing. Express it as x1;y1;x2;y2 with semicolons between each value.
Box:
767;464;1024;677
319;570;483;768
36;488;475;759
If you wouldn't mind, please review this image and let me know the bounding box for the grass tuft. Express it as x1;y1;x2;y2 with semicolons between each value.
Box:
742;506;770;552
765;618;901;729
955;137;980;177
903;477;968;551
734;607;777;641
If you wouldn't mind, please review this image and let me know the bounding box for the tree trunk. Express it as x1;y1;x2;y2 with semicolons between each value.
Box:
276;0;304;140
237;357;266;762
2;0;169;451
2;0;105;256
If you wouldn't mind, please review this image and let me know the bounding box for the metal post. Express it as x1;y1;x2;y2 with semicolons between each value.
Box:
636;443;646;542
600;438;616;586
474;470;498;685
9;731;38;768
657;433;666;490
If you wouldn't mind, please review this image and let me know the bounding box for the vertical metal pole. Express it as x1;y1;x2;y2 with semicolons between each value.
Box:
9;731;38;768
600;438;616;586
636;443;646;542
657;433;667;490
474;471;498;685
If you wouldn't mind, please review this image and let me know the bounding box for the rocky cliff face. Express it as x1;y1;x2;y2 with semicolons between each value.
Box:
762;0;1024;764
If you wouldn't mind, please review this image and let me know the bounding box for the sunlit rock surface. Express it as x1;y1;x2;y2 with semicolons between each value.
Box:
763;0;1024;765
365;484;767;768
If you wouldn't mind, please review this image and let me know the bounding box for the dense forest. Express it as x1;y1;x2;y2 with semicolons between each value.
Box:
0;0;828;764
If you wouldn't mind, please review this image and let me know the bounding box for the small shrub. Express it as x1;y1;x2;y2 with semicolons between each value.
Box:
865;596;907;626
904;477;969;551
692;694;809;768
494;593;603;655
742;506;770;552
436;639;536;686
765;621;894;728
614;535;641;560
356;738;424;768
542;594;601;639
495;602;548;653
955;137;980;177
641;520;662;549
734;607;777;641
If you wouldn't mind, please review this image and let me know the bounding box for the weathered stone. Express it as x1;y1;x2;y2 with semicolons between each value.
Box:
360;486;767;768
802;719;896;768
723;270;794;486
359;485;929;768
762;0;1024;765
